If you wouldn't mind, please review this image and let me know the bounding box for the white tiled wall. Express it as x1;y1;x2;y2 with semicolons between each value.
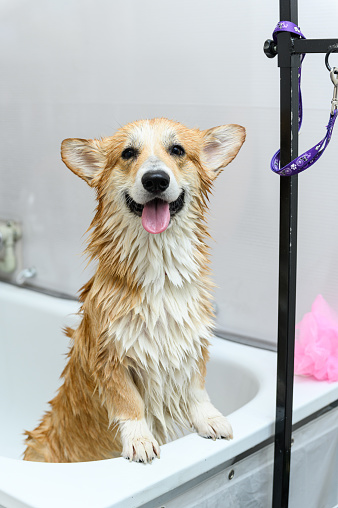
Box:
1;0;338;346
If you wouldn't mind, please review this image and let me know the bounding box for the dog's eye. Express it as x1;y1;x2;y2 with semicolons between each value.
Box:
170;144;185;157
121;147;138;160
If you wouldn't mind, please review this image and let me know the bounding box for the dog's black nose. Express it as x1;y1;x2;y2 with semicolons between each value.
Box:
141;170;170;193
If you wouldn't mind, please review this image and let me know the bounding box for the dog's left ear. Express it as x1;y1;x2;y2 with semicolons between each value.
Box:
61;138;106;187
201;124;246;179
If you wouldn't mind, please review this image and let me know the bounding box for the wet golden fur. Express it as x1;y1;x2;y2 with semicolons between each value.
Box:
23;118;245;463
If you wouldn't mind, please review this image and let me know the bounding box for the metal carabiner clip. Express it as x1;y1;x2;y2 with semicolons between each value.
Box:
330;67;338;115
325;45;338;114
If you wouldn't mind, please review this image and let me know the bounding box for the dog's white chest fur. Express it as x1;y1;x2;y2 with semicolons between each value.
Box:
109;226;213;441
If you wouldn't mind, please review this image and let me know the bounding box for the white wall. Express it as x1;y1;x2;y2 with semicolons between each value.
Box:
1;0;338;346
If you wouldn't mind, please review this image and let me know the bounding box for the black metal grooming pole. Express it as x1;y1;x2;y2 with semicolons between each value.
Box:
263;2;338;508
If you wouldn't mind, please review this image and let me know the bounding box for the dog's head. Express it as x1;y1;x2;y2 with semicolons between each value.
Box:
61;118;245;235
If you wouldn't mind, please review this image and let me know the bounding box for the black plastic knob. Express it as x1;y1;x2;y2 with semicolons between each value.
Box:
264;39;278;58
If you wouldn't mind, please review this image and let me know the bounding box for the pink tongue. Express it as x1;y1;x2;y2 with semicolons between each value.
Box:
142;200;170;234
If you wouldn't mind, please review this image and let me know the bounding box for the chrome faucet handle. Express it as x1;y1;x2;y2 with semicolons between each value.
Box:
16;267;37;285
0;221;22;273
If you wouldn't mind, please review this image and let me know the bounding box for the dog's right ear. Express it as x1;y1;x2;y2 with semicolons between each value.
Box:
61;138;106;187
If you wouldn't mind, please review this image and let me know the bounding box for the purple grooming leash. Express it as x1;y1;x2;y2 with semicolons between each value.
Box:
270;21;338;176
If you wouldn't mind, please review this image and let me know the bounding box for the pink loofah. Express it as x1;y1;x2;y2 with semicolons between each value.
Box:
294;295;338;382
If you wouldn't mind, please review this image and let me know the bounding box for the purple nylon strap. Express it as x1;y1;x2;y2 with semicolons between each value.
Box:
270;21;338;176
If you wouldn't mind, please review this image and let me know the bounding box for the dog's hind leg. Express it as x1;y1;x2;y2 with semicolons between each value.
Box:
23;442;46;462
23;425;54;462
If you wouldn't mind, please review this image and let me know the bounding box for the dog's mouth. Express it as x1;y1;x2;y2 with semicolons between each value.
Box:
125;191;185;234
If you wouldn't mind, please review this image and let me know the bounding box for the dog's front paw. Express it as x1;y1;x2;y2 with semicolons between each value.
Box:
195;413;233;441
122;436;160;463
191;401;233;441
119;419;160;463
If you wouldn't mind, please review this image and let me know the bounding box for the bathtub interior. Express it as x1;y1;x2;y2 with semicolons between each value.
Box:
0;285;259;461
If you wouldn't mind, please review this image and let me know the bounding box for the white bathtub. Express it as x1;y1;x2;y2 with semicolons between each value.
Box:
0;281;337;508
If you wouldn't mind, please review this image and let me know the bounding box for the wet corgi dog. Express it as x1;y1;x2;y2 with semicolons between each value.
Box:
23;118;245;463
